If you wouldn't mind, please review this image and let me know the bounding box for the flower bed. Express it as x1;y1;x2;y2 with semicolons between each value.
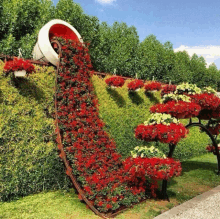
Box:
131;146;166;158
150;101;201;119
105;76;125;88
144;81;162;91
162;93;191;104
127;79;144;91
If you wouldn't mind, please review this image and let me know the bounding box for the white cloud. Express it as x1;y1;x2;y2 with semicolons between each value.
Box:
95;0;116;5
174;45;220;68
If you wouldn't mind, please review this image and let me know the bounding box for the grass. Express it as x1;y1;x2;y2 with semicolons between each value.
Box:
1;153;220;219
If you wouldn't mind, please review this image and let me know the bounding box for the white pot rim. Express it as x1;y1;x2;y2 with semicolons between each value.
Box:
14;70;26;77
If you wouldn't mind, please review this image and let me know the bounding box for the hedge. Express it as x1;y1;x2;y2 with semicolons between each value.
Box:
0;62;70;201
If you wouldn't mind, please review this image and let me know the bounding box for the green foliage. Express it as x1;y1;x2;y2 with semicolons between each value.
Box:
166;51;193;84
137;35;175;81
0;61;70;201
203;63;220;89
93;21;140;77
190;54;207;87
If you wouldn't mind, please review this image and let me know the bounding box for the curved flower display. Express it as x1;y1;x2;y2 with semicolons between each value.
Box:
4;58;35;75
144;81;162;91
55;37;166;213
150;101;201;119
127;79;144;91
105;76;125;88
161;84;176;97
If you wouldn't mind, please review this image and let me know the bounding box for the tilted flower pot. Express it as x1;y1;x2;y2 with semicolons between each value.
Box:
14;70;26;77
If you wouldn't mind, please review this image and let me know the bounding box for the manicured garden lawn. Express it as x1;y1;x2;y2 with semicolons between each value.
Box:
1;153;220;219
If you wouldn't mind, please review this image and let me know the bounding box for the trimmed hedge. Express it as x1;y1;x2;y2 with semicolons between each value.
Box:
0;62;70;201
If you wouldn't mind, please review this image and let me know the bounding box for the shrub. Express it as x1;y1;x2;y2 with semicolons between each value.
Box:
0;61;70;201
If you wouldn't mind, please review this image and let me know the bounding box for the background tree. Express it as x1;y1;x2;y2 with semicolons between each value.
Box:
190;54;207;87
203;63;220;89
166;51;193;84
137;35;175;81
93;21;140;77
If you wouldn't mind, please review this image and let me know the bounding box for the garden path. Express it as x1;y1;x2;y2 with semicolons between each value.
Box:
154;185;220;219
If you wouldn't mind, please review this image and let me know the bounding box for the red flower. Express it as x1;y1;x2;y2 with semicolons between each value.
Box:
161;84;177;97
144;81;162;91
135;123;188;144
150;101;201;119
105;76;125;87
189;93;220;120
4;58;35;74
127;79;144;91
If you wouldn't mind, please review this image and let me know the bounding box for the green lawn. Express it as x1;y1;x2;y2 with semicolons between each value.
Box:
1;153;220;219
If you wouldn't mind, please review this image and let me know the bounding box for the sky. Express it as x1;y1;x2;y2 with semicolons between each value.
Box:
53;0;220;69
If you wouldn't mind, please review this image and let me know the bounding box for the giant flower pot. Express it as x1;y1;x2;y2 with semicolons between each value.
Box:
32;19;83;66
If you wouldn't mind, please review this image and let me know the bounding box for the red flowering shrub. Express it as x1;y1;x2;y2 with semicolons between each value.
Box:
105;76;125;87
135;123;188;145
161;84;177;97
189;93;220;120
4;58;35;75
144;81;162;91
150;101;201;119
127;79;144;91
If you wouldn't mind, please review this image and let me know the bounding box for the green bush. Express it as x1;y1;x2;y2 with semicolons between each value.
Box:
0;62;70;201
